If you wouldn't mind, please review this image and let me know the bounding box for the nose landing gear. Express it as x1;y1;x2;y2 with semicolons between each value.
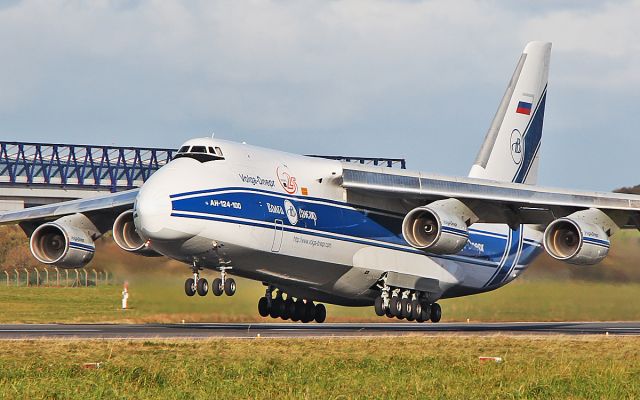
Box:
257;285;326;323
183;265;236;297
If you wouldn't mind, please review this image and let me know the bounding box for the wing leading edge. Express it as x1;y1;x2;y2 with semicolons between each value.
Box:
0;189;138;226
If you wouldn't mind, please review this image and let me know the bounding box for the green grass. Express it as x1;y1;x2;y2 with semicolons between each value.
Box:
0;336;639;399
1;276;640;323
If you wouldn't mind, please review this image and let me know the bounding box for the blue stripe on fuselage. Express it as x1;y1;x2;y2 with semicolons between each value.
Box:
171;188;542;272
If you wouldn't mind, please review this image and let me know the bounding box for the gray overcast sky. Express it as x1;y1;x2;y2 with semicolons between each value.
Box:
0;0;638;191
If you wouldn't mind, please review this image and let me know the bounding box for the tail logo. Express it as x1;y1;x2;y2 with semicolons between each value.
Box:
510;129;523;165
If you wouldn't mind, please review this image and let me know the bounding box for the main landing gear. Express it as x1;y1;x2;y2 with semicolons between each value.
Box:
373;285;442;323
257;285;326;323
184;266;236;297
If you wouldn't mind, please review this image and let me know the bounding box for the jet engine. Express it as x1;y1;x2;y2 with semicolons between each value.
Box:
402;199;477;254
543;210;613;265
112;210;161;256
30;221;95;269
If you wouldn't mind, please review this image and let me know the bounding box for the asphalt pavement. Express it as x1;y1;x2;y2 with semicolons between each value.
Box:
0;321;638;339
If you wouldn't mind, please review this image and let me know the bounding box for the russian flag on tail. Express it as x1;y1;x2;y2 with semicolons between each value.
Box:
516;93;534;115
516;100;532;115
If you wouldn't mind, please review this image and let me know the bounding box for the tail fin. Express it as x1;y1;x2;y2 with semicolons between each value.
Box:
469;41;551;185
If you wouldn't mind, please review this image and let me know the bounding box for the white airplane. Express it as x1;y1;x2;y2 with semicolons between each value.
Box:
3;41;639;323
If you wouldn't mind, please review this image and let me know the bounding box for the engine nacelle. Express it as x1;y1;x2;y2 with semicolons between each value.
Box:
113;210;161;256
402;199;475;254
30;222;95;269
543;216;610;265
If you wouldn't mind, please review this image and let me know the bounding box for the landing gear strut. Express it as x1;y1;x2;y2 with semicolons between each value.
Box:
257;285;326;323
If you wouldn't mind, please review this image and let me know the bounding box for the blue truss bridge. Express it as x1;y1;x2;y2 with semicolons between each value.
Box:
0;141;176;192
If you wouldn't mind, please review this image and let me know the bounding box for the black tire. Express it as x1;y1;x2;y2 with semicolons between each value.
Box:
196;278;208;296
389;297;402;319
184;278;196;297
430;303;442;323
413;300;423;322
401;298;412;319
294;299;305;321
270;297;283;318
224;278;236;296
281;298;294;320
315;304;327;323
212;278;223;296
302;301;316;323
258;297;269;317
374;296;385;316
420;302;431;322
288;299;299;322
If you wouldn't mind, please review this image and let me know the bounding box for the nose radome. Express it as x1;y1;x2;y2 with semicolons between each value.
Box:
134;172;192;242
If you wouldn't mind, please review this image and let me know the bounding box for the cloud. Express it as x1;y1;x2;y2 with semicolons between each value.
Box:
0;0;638;189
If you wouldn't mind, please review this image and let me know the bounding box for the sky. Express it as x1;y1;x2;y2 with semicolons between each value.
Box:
0;0;638;191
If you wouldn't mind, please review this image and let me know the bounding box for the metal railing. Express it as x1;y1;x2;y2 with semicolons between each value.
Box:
306;155;407;169
3;267;113;287
0;141;175;192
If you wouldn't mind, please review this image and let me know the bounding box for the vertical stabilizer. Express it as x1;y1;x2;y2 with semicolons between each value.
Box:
469;42;551;185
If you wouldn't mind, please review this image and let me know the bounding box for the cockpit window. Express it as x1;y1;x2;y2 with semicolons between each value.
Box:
173;143;225;163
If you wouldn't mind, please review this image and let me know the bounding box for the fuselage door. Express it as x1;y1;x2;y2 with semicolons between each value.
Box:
271;219;284;252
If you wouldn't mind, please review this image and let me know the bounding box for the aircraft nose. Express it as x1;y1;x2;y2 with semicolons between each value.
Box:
134;168;192;242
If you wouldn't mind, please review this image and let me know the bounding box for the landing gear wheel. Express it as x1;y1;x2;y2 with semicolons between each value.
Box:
196;278;208;296
288;299;299;322
315;304;327;323
270;297;283;319
374;296;385;316
212;278;223;296
258;297;269;317
302;302;316;323
430;303;442;323
281;298;294;320
224;278;236;296
294;299;305;321
401;298;412;320
390;297;402;319
412;300;423;322
420;303;431;322
184;278;196;297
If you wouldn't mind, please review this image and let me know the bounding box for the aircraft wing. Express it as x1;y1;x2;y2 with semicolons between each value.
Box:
341;164;640;229
0;189;138;227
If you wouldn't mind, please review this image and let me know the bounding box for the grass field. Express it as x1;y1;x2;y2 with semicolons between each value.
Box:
0;336;638;399
1;275;640;323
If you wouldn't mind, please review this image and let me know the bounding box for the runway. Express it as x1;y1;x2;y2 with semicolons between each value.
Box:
0;322;639;339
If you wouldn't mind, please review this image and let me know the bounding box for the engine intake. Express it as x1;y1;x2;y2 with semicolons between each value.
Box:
402;205;469;254
113;210;161;256
543;217;610;265
30;222;95;269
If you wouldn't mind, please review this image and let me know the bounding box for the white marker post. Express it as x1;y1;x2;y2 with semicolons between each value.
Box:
122;281;129;310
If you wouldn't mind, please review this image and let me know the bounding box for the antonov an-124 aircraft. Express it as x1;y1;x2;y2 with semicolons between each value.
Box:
3;42;639;323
